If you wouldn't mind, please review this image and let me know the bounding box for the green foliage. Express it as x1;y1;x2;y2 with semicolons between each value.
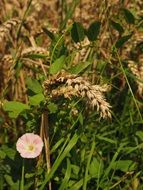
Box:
40;133;79;189
115;34;132;48
111;160;137;172
47;102;58;114
86;21;101;41
4;175;19;190
3;101;30;118
59;158;71;190
136;131;143;141
110;20;124;34
89;157;104;178
122;8;135;24
69;61;92;74
0;145;16;160
26;78;43;94
42;27;55;40
49;55;66;74
71;22;85;43
50;33;68;63
29;93;45;106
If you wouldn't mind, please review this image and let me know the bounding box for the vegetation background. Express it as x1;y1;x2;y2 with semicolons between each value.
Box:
0;0;143;189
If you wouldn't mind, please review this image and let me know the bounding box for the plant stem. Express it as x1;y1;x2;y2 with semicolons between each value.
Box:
20;159;25;190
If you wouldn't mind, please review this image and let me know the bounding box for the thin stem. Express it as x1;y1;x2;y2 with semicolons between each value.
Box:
20;159;25;190
116;50;143;123
40;112;52;190
17;0;33;40
83;140;95;190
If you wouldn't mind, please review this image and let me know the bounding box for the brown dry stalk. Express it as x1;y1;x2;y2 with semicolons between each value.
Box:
0;18;20;42
43;72;111;119
40;112;52;190
22;59;49;69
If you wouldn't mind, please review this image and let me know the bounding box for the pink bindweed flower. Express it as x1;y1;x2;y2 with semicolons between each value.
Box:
16;133;44;158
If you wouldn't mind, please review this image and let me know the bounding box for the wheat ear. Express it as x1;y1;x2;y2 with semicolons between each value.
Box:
43;72;111;119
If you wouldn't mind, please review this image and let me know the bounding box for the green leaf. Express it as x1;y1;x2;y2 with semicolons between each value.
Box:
89;157;104;178
80;134;88;143
68;179;84;190
96;135;117;144
87;21;101;41
29;93;45;106
4;175;14;186
23;53;49;59
50;35;66;63
25;173;35;178
26;78;43;94
111;160;137;172
69;61;92;74
47;102;58;113
123;146;140;154
78;113;83;126
102;143;126;179
68;177;91;190
49;55;66;74
51;138;65;154
1;145;16;160
83;141;95;190
71;165;80;176
59;158;71;190
3;101;30;118
136;131;143;141
4;175;19;190
123;8;135;24
0;150;6;159
71;22;85;43
42;27;55;40
14;61;23;78
24;181;34;190
115;34;132;48
110;20;124;34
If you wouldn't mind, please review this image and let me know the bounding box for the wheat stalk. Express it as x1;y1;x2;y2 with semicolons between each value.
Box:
0;55;15;95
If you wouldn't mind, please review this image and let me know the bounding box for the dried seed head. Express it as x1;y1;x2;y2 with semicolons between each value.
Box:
31;0;42;12
43;72;111;119
21;47;49;58
0;18;20;42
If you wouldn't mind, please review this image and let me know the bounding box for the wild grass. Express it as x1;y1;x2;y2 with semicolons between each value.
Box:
0;0;143;189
